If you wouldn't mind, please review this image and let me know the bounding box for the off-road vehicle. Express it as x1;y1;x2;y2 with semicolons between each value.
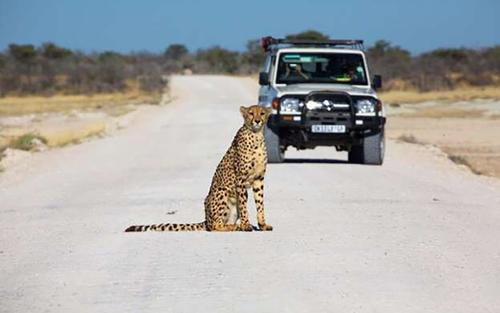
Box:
257;36;385;164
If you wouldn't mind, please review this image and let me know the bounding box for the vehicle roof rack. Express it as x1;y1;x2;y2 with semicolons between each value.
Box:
260;36;364;52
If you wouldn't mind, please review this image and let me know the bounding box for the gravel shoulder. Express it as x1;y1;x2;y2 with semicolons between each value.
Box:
1;75;499;313
387;100;500;177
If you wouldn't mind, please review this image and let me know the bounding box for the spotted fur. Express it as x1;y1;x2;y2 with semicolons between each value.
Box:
125;105;273;232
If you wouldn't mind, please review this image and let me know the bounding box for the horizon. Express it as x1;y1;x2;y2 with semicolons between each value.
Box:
1;0;499;55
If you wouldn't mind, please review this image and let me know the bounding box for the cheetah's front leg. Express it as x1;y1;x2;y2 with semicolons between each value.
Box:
236;178;253;231
252;177;273;231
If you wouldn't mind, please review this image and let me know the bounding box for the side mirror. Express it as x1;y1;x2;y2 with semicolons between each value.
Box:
372;75;382;90
259;72;269;86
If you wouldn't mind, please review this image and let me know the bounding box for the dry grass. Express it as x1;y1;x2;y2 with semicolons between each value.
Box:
401;107;485;119
379;86;500;104
41;122;107;147
0;121;106;159
0;91;161;116
0;136;9;150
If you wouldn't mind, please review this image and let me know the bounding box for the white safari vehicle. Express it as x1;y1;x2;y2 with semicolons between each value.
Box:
257;37;385;165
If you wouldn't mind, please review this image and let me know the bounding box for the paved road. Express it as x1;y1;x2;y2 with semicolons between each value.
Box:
1;75;500;313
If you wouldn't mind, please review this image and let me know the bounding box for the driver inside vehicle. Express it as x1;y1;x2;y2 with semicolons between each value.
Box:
348;62;366;83
346;65;358;80
331;61;363;82
283;63;310;81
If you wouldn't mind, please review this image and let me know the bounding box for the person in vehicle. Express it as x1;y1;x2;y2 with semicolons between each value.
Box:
283;63;310;81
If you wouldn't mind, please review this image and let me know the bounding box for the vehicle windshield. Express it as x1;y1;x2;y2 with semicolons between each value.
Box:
276;52;368;85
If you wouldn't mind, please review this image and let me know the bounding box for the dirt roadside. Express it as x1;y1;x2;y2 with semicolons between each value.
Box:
386;99;500;178
0;92;172;170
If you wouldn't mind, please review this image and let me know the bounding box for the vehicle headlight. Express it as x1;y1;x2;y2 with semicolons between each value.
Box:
355;99;376;114
280;98;302;114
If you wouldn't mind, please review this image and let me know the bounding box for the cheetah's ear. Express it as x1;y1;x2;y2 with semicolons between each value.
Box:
239;106;248;116
265;107;273;115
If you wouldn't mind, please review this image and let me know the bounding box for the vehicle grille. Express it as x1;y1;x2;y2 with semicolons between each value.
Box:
308;112;350;123
306;92;352;113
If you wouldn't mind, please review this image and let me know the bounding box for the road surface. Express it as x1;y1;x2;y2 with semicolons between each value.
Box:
1;75;500;313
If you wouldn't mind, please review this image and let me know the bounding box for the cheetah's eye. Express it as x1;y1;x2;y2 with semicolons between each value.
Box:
260;112;265;116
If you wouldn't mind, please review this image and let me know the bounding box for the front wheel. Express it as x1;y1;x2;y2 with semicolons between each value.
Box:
264;126;285;163
348;128;385;165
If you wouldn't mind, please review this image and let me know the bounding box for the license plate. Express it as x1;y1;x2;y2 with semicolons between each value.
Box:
311;124;346;133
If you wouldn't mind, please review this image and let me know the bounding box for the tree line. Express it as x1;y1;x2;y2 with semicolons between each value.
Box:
0;43;165;96
366;40;500;91
0;30;499;96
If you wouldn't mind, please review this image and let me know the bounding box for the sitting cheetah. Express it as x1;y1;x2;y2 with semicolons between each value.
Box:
125;105;273;232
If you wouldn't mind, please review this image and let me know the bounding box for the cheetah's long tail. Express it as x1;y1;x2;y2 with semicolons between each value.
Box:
124;221;206;232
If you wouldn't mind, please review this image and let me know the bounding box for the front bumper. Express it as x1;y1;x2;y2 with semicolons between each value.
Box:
267;111;386;148
268;111;385;132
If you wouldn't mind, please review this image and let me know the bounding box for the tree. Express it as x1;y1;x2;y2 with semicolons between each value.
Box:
285;30;330;41
164;44;189;60
94;51;127;91
240;39;265;73
0;53;6;69
41;42;72;59
195;46;239;73
98;51;124;62
425;48;470;62
8;44;37;62
367;40;390;59
366;40;412;89
163;44;190;73
484;46;500;72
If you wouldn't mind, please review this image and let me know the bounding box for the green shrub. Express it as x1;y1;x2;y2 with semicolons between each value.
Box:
10;134;47;151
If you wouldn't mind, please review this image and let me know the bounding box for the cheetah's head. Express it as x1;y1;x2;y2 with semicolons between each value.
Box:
240;105;272;132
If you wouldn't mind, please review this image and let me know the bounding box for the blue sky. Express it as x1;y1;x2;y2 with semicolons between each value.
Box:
0;0;499;54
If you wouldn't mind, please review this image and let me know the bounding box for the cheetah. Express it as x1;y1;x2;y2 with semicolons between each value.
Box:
125;105;273;232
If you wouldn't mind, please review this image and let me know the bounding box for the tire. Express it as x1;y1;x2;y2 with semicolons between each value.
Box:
348;145;364;164
264;126;285;163
348;128;385;165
